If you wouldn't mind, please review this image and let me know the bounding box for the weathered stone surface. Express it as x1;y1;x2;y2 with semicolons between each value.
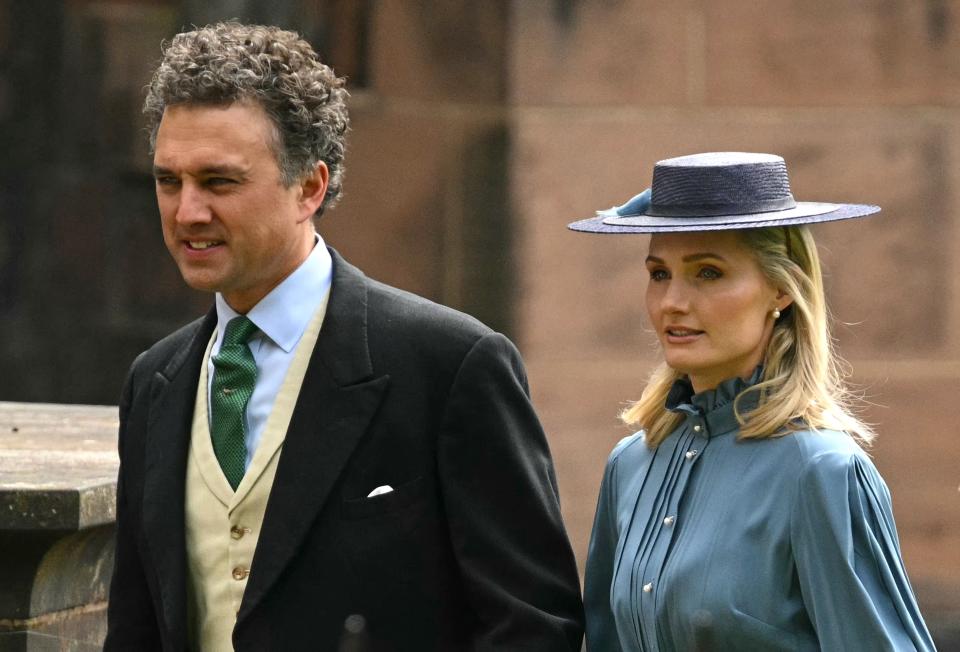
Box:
0;532;61;619
511;0;694;106
0;403;118;531
319;104;453;301
0;403;118;632
852;376;960;583
527;358;657;560
852;373;960;641
0;629;103;652
369;1;509;103
319;102;517;334
31;526;114;617
705;0;960;106
0;527;112;642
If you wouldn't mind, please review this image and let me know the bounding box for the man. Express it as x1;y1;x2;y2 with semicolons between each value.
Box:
104;22;583;652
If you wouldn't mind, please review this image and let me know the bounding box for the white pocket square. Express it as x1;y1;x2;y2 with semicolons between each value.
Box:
366;485;394;498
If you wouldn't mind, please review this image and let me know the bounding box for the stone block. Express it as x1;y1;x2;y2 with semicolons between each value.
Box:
31;526;114;617
790;126;951;360
319;104;451;300
0;403;118;531
705;0;960;106
853;376;960;588
369;1;509;103
513;114;661;361
528;357;658;563
0;630;103;652
511;0;693;106
320;102;517;334
0;403;118;646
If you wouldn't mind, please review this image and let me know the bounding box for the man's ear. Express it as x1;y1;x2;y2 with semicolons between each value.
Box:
297;161;329;221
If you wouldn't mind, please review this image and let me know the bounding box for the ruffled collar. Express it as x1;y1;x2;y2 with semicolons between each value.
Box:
665;367;763;436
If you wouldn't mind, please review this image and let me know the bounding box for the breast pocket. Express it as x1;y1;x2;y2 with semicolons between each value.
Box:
341;475;426;520
339;476;431;588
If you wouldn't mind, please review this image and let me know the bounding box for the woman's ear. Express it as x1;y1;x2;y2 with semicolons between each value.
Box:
776;289;794;312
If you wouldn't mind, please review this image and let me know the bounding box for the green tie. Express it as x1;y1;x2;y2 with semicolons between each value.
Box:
211;316;259;490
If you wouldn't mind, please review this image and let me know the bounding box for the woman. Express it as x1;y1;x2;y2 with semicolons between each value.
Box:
569;152;936;651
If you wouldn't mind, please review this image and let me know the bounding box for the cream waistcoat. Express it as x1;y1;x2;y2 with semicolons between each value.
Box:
185;293;328;652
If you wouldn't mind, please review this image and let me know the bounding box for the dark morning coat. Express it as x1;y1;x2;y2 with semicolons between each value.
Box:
104;249;585;651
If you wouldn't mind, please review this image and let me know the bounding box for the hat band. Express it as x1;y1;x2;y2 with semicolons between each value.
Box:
647;194;797;217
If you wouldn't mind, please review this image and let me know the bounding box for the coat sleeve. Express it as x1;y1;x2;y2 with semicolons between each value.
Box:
104;356;163;651
790;450;936;651
437;332;584;651
583;443;627;652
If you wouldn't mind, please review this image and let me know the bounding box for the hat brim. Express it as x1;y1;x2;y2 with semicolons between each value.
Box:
567;202;880;234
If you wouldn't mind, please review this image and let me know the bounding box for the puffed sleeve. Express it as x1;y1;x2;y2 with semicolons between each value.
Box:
790;450;936;651
584;438;634;652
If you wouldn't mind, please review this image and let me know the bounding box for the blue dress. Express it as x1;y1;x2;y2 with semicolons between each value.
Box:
584;374;936;651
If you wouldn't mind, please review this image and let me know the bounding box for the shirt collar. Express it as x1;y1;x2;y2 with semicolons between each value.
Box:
214;233;333;353
665;366;763;436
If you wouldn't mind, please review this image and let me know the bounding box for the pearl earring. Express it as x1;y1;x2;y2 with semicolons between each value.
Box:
772;308;781;320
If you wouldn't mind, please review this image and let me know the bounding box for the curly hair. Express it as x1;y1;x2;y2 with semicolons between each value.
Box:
144;22;350;214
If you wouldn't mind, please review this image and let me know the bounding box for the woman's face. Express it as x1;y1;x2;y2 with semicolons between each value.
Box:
645;231;789;393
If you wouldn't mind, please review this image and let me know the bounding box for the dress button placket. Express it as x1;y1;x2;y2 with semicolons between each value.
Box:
645;423;700;650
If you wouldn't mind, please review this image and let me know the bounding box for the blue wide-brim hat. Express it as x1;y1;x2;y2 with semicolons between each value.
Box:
567;152;880;233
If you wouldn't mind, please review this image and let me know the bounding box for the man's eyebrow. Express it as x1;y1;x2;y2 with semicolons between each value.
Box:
151;165;248;177
645;253;728;264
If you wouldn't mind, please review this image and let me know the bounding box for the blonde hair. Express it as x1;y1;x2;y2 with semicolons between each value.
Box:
622;225;874;448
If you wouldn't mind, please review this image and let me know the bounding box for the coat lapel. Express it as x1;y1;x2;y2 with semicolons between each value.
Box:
141;310;217;647
238;249;390;621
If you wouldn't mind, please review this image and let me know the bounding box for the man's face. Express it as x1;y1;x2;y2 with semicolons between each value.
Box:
153;102;321;313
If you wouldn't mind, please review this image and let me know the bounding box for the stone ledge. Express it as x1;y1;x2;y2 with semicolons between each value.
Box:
0;628;104;652
0;402;118;531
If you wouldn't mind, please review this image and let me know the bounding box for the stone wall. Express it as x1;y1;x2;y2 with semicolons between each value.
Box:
0;403;118;650
1;0;957;646
508;0;960;640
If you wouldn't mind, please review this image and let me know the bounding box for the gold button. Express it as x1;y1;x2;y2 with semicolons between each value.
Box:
693;424;702;433
642;582;653;593
230;525;250;540
232;567;249;581
663;515;675;526
685;450;698;460
222;388;235;395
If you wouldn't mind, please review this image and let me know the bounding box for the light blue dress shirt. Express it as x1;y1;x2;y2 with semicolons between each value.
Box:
584;373;936;651
208;234;332;469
